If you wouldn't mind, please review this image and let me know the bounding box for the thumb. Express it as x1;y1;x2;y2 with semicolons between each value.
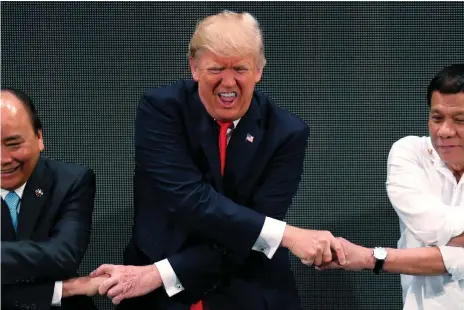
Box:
90;264;114;277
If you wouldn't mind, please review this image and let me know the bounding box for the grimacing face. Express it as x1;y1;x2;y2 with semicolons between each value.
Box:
190;49;263;122
1;91;44;191
428;91;464;168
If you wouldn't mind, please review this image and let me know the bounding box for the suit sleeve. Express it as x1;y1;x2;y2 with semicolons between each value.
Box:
2;283;98;310
134;90;266;259
1;169;96;284
1;282;55;310
165;125;309;301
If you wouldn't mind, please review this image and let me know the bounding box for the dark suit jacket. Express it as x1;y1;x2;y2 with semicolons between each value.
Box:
1;157;98;310
125;79;309;310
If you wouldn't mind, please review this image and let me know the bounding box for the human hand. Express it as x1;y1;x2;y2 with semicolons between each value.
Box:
281;225;346;266
317;237;374;271
62;275;110;297
89;264;162;305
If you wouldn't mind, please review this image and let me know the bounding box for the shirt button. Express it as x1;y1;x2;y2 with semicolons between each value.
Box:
176;284;182;289
259;247;266;252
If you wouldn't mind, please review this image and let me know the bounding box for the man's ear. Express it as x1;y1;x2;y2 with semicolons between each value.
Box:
37;129;44;151
189;57;199;81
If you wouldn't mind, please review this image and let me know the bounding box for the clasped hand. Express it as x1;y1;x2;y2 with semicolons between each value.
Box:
85;264;162;305
283;226;347;267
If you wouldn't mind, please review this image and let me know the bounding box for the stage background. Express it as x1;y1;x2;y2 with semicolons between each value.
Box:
2;2;463;309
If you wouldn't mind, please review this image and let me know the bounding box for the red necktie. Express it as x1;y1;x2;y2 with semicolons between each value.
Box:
190;121;232;310
217;121;232;176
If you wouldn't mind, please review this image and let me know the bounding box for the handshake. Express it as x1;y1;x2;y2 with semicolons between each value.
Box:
62;264;163;305
282;225;374;271
63;225;372;305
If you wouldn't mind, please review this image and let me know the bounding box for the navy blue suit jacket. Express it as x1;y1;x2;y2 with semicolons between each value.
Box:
1;157;97;310
126;80;309;310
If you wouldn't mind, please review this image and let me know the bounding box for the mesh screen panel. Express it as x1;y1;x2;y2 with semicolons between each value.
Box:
2;2;463;309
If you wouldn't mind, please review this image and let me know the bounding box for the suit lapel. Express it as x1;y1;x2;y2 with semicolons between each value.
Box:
17;158;51;240
1;199;16;241
225;97;264;187
192;90;224;193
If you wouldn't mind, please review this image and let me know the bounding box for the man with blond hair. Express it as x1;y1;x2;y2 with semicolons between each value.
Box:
91;11;345;310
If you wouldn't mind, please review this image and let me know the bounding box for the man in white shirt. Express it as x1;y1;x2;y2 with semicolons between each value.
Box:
386;64;464;309
321;64;464;309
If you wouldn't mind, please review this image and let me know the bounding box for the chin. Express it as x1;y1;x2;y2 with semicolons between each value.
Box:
442;154;463;165
215;109;238;120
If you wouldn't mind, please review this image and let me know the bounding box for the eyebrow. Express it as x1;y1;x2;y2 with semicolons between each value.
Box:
4;135;23;142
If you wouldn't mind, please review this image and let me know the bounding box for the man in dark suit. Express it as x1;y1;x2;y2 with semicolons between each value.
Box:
91;11;345;310
1;88;107;310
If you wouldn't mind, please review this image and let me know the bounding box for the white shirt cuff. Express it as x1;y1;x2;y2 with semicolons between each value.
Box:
252;217;286;259
51;281;62;305
438;246;464;281
154;259;185;297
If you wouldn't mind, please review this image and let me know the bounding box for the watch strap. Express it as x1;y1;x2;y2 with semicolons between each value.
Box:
373;259;385;274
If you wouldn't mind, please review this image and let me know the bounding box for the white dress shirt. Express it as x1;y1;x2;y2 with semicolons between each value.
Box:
386;136;464;310
1;184;63;305
154;119;287;296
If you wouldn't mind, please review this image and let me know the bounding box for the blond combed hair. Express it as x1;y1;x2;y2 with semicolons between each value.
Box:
188;10;267;69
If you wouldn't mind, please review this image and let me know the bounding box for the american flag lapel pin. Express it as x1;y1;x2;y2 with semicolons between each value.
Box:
35;189;43;198
246;133;254;143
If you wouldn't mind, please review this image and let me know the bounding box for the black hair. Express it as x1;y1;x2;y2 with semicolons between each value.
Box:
427;64;464;107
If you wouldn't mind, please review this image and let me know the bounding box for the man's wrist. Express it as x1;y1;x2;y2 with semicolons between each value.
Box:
365;248;376;270
62;279;76;298
281;225;296;249
62;277;88;297
148;263;164;291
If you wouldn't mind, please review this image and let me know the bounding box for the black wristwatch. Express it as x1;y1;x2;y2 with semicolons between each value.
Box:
372;247;388;274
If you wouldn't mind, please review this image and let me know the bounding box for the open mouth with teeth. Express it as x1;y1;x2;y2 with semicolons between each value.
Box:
217;92;238;107
1;166;20;175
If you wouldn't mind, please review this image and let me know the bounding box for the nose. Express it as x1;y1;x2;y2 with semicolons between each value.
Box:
437;120;456;138
1;147;13;166
220;70;237;88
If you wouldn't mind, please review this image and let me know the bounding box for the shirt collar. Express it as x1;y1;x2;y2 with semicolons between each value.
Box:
1;182;27;200
426;136;450;169
214;118;241;129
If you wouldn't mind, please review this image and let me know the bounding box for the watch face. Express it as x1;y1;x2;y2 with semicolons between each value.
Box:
373;247;388;260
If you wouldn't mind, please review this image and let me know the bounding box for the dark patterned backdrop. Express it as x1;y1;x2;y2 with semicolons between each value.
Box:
2;2;463;309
